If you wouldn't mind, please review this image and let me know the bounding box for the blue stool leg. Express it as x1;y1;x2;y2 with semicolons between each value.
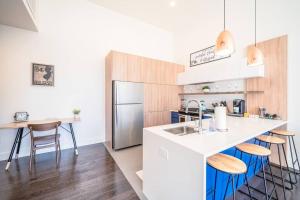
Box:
254;140;262;173
223;175;230;200
213;169;218;200
231;175;236;200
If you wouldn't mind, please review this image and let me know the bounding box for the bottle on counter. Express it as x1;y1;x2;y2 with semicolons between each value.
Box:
209;116;216;132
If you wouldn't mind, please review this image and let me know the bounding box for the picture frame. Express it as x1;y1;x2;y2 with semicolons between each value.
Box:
190;45;231;67
32;63;54;86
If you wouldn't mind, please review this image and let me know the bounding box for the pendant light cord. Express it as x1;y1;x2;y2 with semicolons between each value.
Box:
224;0;226;30
255;0;257;46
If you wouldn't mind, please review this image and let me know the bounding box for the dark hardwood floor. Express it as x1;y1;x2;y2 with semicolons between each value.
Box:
0;143;139;200
233;166;300;200
1;143;300;200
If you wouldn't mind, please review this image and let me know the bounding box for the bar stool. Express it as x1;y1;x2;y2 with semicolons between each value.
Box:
270;129;300;180
207;153;252;200
256;135;293;200
235;143;278;200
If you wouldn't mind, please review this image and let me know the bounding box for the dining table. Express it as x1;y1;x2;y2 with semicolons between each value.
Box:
0;117;80;170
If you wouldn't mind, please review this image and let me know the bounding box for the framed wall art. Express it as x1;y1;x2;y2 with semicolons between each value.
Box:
190;45;230;67
32;63;54;86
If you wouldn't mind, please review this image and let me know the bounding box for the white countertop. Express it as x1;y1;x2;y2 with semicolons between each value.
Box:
144;117;287;157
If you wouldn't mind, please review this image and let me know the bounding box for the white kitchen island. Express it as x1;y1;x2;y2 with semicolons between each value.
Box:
142;117;287;200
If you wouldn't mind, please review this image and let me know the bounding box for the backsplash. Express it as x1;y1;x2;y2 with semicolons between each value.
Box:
182;80;245;110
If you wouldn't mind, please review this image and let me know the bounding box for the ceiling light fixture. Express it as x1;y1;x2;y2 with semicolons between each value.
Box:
169;1;176;7
215;0;235;56
247;0;264;66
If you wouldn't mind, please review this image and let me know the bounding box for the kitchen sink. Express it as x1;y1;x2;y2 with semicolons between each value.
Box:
164;126;197;136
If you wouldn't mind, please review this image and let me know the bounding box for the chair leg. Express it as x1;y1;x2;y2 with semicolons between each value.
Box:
277;145;287;200
29;146;33;172
55;144;59;167
291;136;300;174
58;140;61;157
282;144;294;189
289;136;300;179
261;157;268;200
33;150;36;163
244;173;253;200
267;157;279;199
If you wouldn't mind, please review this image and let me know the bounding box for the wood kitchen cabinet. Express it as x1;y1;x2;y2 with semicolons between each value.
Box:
105;50;185;144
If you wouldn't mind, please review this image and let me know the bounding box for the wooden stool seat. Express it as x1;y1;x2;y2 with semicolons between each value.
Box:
271;129;295;136
207;153;247;174
236;143;271;156
256;135;285;144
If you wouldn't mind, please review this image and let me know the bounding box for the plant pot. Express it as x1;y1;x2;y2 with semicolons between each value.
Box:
202;89;210;93
74;114;80;119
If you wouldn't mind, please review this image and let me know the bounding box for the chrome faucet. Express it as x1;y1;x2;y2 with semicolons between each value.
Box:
185;100;203;133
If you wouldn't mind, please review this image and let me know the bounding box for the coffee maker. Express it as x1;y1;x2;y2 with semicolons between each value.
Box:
233;99;245;115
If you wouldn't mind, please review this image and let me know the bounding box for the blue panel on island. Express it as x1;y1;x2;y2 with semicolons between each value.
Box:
206;137;268;200
171;111;179;123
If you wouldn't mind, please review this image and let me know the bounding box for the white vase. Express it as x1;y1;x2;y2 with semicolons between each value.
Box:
74;114;80;119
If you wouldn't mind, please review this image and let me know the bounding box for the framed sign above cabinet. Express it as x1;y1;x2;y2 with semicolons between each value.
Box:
190;45;230;67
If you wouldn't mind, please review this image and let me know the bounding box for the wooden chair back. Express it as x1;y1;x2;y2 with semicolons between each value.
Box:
28;121;61;132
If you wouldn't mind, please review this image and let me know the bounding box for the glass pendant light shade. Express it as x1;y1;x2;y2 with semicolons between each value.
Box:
215;30;235;56
247;46;264;66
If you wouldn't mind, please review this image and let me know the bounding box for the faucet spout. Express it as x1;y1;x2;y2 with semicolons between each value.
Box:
185;100;203;134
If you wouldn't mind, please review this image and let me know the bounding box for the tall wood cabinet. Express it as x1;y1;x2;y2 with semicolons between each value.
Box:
105;51;184;145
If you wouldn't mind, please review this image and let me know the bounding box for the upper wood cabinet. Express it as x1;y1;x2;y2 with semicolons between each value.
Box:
107;51;184;85
106;50;185;129
110;51;128;81
246;35;287;120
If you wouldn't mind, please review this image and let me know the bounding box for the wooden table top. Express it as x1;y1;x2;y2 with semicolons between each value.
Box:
0;117;80;129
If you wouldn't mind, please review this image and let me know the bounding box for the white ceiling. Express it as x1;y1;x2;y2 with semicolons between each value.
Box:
89;0;222;32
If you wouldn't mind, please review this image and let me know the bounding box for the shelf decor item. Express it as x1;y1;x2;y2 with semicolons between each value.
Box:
73;109;81;119
215;0;235;56
247;0;264;66
32;63;54;86
202;86;210;93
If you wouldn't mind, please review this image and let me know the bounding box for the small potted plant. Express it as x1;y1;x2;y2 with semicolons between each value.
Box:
73;108;81;119
202;86;210;93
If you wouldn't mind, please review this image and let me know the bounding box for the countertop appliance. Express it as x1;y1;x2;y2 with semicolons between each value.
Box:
112;81;144;150
228;99;245;117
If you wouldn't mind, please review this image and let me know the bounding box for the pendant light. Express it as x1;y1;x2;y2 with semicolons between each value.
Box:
247;0;264;66
215;0;235;56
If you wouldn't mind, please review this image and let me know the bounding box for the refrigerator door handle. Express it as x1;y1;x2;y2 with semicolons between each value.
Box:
115;82;118;105
115;105;118;125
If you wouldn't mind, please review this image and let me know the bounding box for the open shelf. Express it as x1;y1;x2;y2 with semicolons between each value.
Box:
178;91;264;96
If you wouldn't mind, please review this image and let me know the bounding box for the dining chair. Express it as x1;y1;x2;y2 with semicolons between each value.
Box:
28;121;61;171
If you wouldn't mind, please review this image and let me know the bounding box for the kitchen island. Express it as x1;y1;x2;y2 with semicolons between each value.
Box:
142;117;286;200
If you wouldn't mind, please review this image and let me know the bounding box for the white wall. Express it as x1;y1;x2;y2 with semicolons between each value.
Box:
173;0;300;137
0;0;174;160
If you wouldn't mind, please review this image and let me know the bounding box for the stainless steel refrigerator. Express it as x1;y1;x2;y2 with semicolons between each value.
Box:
112;81;144;150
